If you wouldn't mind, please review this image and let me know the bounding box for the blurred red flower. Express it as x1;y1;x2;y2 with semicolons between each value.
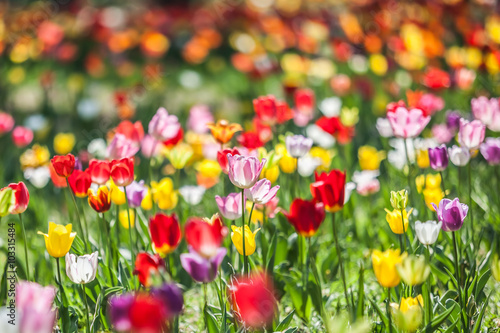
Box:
185;214;227;258
217;148;240;174
110;157;134;186
149;213;182;256
133;252;165;287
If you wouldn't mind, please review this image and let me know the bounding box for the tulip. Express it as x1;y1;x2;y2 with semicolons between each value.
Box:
227;154;266;189
376;117;394;137
480;137;500;165
164;127;184;147
110;294;167;333
166;143;193;169
214;192;241;220
53;132;76;155
283;198;326;237
471;96;500;131
38;222;77;258
12;126;33;148
391;296;424;333
448;145;470;166
180;247;227;283
140;134;160;158
185;214;227;258
16;281;57;333
385;208;412;234
148;107;181;142
68;170;92;198
151;177;178;210
415;174;441;193
390;189;408;210
207;120;243;145
179;185;205;205
352;170;381;196
125;180;147;208
358;146;386;170
428;145;448;171
492;254;500;282
133;252;165;287
396;256;430;286
0;112;14;135
458;118;485;150
414;220;442;245
386;107;431;138
151;282;184;316
285;134;313;158
109;180;126;205
88;159;110;185
51;154;76;178
106;133;140;160
65;252;98;284
187;104;214;133
423;188;444;212
310;170;346;212
110;157;134;187
431;198;468;232
149;213;182;256
372;249;406;288
244;179;279;205
431;124;454;144
4;181;29;214
231;225;260;256
87;186;112;213
0;187;14;217
217;148;240;174
229;273;276;329
119;208;135;229
253;95;292;125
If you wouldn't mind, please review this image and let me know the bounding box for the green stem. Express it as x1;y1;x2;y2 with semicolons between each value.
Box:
439;170;446;195
304;237;311;290
387;287;393;333
18;214;30;281
66;179;88;251
123;186;136;289
248;202;255;226
102;213;115;284
452;231;468;332
400;209;407;251
468;162;474;248
82;284;90;333
425;246;433;324
149;155;156;215
241;189;248;276
332;213;351;314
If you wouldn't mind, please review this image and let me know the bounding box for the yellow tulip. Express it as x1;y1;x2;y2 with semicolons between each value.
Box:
358;146;385;171
385;208;412;234
423;188;444;211
372;249;406;288
276;144;297;173
310;147;334;171
231;225;260;256
415;174;441;193
152;177;178;210
195;159;221;178
141;186;153;211
246;201;263;224
119;209;135;229
416;149;430;169
20;144;50;169
166;143;193;169
38;222;76;258
340;106;359;127
492;254;500;282
369;54;388;76
108;180;126;205
396;256;430;286
260;165;279;183
53;133;76;155
392;295;424;333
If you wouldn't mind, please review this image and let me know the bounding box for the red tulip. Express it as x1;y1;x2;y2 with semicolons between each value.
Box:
229;273;276;328
217;148;240;174
315;116;354;145
133;252;165;287
12;126;33;148
163;127;184;147
294;88;315;114
49;163;68;188
114;120;144;143
237;132;264;150
129;295;167;332
4;182;29;214
51;154;76;178
386;100;406;114
110;157;134;186
149;213;182;256
88;159;110;185
422;67;450;90
185;214;227;258
68;170;92;198
283;198;325;237
253;95;292;125
310;170;346;213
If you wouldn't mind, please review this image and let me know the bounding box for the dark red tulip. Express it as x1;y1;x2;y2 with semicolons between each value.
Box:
185;214;227;258
217;148;240;174
149;213;182;256
68;170;92;198
51;154;76;178
110;157;134;186
310;170;346;213
133;252;165;287
283;198;325;237
88;159;110;185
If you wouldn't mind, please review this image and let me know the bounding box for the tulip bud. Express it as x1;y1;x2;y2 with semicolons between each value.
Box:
396;255;431;286
65;252;98;284
390;189;408;210
391;296;424;333
0;187;14;217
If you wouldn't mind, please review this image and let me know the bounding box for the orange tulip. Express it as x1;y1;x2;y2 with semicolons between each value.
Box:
88;186;112;213
207;120;243;145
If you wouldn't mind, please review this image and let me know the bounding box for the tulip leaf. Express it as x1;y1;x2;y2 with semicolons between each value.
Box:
275;309;295;330
284;280;311;322
473;269;491;301
204;305;220;333
472;290;492;333
266;232;277;275
442;318;459;333
356;262;365;320
422;302;457;331
367;297;388;328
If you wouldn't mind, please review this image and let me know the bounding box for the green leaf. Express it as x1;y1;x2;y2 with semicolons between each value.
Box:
266;232;277;275
356;263;365;320
275;310;295;331
204;305;220;333
423;301;457;331
472;290;492;333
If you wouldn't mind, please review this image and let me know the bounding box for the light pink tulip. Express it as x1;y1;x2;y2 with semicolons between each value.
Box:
458;118;485;150
386;107;431;139
148;107;181;141
215;192;242;220
12;126;34;148
141;134;160;158
227;154;266;189
432;124;454;144
107;133;140;160
16;281;56;333
471;96;500;132
0;112;14;135
187;104;213;134
244;179;280;205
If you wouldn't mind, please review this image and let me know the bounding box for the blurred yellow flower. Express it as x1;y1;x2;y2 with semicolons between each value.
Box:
166;144;193;169
358;146;385;171
372;249;406;288
119;208;135;229
152;177;178;210
53;133;76;155
260;165;280;183
385;208;412;234
108;180;126;205
141;186;153;211
20;144;50;170
246;201;263;224
310;147;333;171
196;159;221;178
391;295;424;333
416;149;430;169
276;144;296;173
396;256;430;286
38;222;76;258
369;54;388;76
466;47;482;69
415;174;441;193
423;188;444;211
231;225;260;256
340;107;359;127
486;16;500;44
485;52;500;74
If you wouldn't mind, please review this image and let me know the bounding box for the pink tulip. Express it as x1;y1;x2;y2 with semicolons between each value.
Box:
458;118;485;150
107;133;140;160
215;192;242;220
244;179;280;205
432;124;454;144
12;126;33;147
187;104;213;134
0;112;14;135
386;107;431;139
141;134;160;158
227;154;266;189
471;96;500;132
148;107;181;141
16;281;57;333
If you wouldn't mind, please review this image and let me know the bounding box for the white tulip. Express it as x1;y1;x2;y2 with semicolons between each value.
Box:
65;252;98;284
415;220;442;246
179;185;206;205
376;118;394;138
448;145;470;166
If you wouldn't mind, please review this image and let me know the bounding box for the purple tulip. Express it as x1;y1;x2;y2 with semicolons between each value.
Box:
125;180;147;208
215;192;242;220
431;198;468;232
109;293;135;331
428;145;449;171
480;138;500;165
180;247;227;283
446;111;461;130
16;281;57;333
244;179;280;205
285;134;314;158
151;283;184;316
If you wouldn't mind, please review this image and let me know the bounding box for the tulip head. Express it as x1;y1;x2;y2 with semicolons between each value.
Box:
38;222;77;258
68;170;92;198
310;170;346;212
166;143;193;169
5;181;29;214
0;187;14;217
231;225;260;256
227;154;266;189
207;120;243;144
149;213;182;256
372;249;406;288
119;209;135;229
423;188;444;211
428;145;449;171
431;198;468;232
386;107;430;139
244;178;280;205
180;247;226;283
134;252;165;287
414;220;442;246
285;134;313;158
217;148;240;174
390;189;408;210
185;214;227;258
448;145;470;166
88;159;110;185
51;154;76;178
215;192;242;220
458;118;486;150
88;186;112;213
54;133;76;155
392;296;424;333
358;145;386;171
110;157;135;187
480;137;500;165
65;252;98;284
385;208;412;234
148;107;181;142
283;198;326;237
396;255;430;286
